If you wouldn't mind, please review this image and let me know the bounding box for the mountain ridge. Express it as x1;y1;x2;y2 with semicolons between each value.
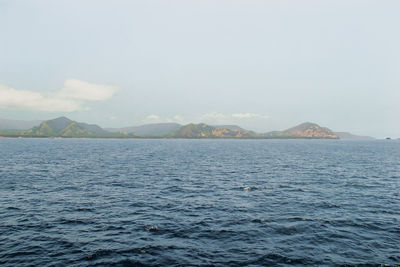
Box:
19;117;129;137
334;132;375;140
264;122;338;139
0;116;374;139
168;123;260;138
106;123;181;137
0;117;42;130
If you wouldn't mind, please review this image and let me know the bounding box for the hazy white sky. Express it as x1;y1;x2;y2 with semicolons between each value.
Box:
1;0;399;137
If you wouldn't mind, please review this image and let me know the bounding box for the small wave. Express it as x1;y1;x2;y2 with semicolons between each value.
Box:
74;207;95;212
6;207;21;210
85;249;116;261
108;259;151;267
58;218;94;225
248;253;311;265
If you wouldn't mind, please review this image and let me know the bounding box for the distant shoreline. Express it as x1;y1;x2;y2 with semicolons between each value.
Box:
1;117;379;140
0;135;362;140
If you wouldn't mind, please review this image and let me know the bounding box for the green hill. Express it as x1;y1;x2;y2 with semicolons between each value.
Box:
264;122;339;139
20;117;136;138
22;117;93;137
168;123;261;138
1;117;342;139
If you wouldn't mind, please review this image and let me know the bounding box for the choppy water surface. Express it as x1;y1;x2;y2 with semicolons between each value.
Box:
0;138;399;266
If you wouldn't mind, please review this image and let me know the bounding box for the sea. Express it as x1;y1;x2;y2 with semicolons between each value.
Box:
0;138;399;266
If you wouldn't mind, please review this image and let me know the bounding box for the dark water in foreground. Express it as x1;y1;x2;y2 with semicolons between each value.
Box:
0;138;399;266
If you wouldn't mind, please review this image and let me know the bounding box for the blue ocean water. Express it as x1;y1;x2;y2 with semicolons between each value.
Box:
0;138;399;266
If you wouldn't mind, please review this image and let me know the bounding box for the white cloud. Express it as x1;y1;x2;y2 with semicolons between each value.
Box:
232;113;269;119
0;79;119;112
171;115;185;123
199;112;270;131
58;79;118;101
201;112;228;120
0;84;81;112
173;115;184;122
196;112;269;126
199;112;269;122
164;115;186;124
137;113;270;128
142;114;164;123
145;114;160;120
142;114;186;124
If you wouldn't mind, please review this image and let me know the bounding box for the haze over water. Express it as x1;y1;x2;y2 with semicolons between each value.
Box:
1;138;399;266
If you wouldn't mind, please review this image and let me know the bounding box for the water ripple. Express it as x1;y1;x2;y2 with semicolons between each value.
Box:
1;139;399;266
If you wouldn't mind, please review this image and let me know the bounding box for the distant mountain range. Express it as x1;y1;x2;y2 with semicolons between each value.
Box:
264;122;338;139
16;117;135;138
21;117;111;137
0;117;42;130
168;123;260;138
0;116;375;139
106;123;181;137
334;132;375;140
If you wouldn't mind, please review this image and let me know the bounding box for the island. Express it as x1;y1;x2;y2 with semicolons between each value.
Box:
0;116;374;139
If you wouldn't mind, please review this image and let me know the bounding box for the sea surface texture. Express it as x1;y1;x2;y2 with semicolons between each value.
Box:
1;138;399;266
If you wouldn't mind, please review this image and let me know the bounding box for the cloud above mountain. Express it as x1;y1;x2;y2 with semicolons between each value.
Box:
0;79;119;112
142;114;161;123
139;112;270;126
200;112;269;124
232;113;269;119
58;79;118;101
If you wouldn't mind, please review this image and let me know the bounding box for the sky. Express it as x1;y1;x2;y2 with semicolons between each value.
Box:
0;0;399;138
